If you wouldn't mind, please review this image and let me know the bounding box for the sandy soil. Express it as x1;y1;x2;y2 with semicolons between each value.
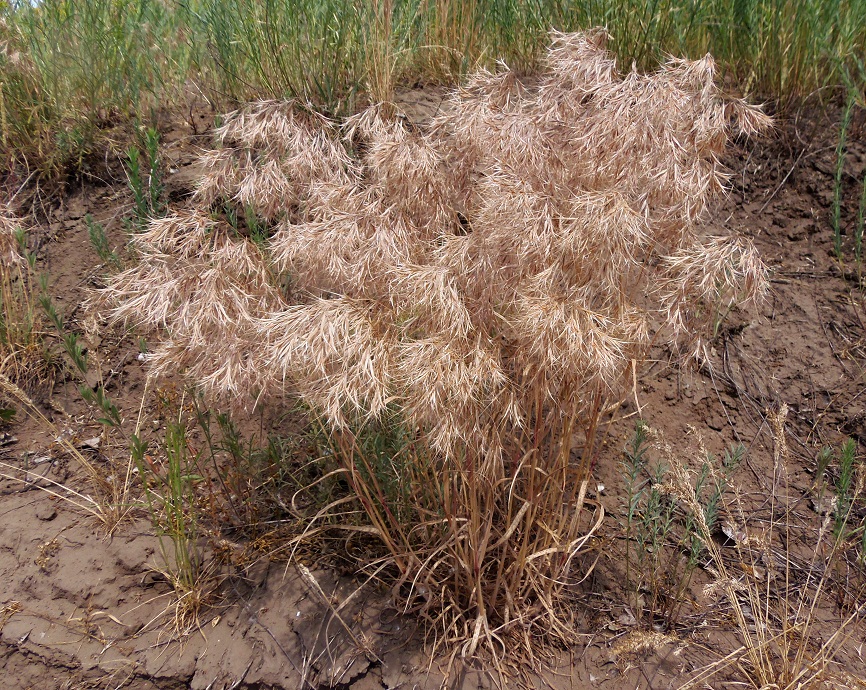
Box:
0;95;864;689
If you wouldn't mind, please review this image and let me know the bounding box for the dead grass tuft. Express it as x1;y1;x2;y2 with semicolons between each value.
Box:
0;205;56;393
677;406;866;690
101;30;771;665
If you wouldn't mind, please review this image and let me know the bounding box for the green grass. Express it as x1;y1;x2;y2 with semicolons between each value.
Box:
1;0;194;175
830;69;866;276
2;0;865;177
132;422;217;635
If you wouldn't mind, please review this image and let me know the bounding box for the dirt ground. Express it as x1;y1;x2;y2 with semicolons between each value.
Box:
0;93;865;689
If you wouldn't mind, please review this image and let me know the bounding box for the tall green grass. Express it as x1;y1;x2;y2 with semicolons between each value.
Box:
2;0;865;174
830;64;866;277
190;0;368;111
186;0;866;108
1;0;194;173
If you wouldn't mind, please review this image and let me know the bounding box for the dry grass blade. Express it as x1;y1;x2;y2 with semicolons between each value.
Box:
676;407;864;690
0;374;134;531
0;206;56;392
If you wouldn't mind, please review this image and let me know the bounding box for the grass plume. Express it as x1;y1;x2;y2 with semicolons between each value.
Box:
101;31;770;661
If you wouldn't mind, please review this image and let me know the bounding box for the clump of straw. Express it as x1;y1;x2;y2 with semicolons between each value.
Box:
101;30;771;661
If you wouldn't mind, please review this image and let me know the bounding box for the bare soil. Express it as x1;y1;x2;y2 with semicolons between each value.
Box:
1;94;865;689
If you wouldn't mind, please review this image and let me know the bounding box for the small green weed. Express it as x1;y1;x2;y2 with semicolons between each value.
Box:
86;214;121;268
620;421;742;630
39;285;124;436
0;222;54;389
132;422;217;635
125;127;165;228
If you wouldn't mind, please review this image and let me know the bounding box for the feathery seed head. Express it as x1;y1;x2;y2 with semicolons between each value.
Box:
101;29;769;465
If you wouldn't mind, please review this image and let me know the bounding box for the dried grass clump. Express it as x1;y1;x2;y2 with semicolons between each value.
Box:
102;30;770;661
0;207;23;264
0;205;53;391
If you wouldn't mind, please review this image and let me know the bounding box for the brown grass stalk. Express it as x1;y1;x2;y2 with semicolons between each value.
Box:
676;409;864;689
